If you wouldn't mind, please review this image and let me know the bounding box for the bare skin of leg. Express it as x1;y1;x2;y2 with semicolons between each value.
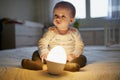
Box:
64;55;87;72
21;50;43;70
21;50;87;71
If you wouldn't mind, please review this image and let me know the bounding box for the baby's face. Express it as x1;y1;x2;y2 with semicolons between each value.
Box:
53;8;74;30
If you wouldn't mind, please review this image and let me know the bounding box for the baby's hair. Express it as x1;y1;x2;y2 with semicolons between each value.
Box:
53;1;76;18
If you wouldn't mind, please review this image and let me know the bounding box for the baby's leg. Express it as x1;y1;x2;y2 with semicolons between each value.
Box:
32;50;41;61
71;55;87;68
21;50;43;70
64;55;87;72
21;59;43;70
64;62;80;72
32;50;46;64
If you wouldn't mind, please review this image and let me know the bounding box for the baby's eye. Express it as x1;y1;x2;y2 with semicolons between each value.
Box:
62;15;65;18
54;15;59;18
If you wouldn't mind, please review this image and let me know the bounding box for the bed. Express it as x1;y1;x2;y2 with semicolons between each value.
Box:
0;46;120;80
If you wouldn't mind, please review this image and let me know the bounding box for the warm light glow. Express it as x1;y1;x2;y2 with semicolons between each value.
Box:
46;46;67;64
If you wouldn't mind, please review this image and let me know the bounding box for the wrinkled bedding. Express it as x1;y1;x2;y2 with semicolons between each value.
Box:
0;46;120;80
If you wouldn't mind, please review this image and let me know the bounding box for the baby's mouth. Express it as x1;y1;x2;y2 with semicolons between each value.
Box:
56;21;61;24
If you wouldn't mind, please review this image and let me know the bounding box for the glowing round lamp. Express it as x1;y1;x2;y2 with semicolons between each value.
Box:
46;46;67;75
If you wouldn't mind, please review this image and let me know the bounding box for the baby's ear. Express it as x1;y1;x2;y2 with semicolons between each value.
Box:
70;18;75;23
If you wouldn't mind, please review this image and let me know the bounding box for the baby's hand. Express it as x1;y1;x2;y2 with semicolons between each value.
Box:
67;54;75;62
40;53;48;62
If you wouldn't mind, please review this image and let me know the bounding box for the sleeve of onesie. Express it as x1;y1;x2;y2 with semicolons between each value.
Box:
38;28;55;55
72;29;84;57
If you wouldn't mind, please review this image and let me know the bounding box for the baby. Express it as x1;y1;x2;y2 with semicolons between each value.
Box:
21;1;87;72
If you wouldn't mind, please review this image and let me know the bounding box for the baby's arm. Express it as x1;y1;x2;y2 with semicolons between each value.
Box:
38;29;54;60
72;29;84;57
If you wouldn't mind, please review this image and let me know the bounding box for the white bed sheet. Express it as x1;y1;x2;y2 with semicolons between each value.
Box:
0;46;120;80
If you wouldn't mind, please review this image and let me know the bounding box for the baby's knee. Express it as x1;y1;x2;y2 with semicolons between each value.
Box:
32;50;40;61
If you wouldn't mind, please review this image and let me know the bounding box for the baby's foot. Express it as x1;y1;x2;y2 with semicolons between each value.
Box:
21;59;43;70
64;63;80;72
